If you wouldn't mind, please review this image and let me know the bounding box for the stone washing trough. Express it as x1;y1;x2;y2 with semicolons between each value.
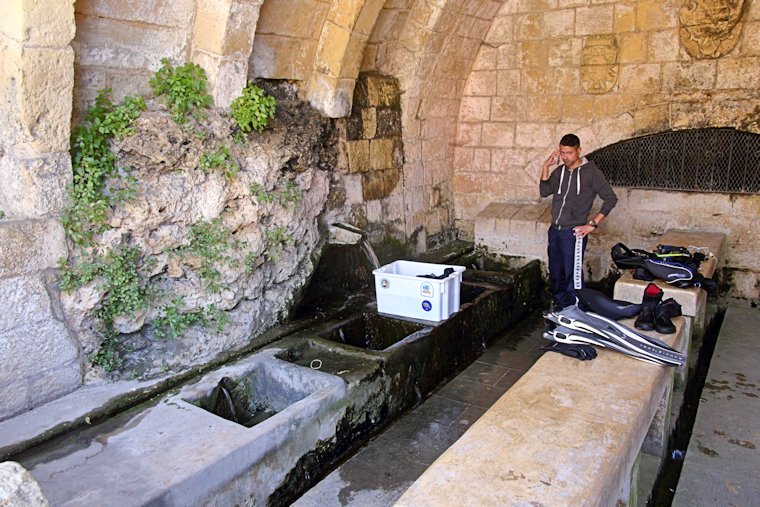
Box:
17;259;545;506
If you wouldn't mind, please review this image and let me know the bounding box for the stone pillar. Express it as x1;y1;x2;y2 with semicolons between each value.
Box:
191;0;264;108
0;0;81;421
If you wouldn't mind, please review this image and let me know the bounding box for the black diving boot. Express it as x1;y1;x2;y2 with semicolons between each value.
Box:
634;283;663;331
654;298;682;334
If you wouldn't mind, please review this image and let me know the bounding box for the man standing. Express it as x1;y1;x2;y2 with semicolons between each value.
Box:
539;134;617;310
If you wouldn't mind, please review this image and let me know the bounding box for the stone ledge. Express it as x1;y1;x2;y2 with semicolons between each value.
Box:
474;201;550;260
396;317;686;506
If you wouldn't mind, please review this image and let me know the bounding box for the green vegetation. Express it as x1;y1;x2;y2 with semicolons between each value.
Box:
0;210;5;219
154;296;228;339
230;83;276;136
180;219;240;292
200;144;239;178
249;179;302;208
230;83;276;133
59;245;149;372
265;225;294;262
149;58;212;124
63;89;146;246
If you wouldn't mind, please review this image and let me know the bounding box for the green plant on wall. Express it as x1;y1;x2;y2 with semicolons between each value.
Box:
149;58;212;124
249;179;302;208
180;219;241;292
230;83;276;136
200;144;239;178
154;296;228;339
59;245;149;372
63;89;146;246
265;225;294;262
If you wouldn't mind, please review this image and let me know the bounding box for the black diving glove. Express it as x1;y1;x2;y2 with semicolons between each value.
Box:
540;342;597;361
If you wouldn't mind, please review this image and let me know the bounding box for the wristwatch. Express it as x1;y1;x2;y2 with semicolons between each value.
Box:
588;220;597;228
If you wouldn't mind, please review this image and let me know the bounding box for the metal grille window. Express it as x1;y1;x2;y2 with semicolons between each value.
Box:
587;129;760;194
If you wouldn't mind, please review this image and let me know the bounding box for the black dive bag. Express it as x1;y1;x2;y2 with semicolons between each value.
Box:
611;243;716;292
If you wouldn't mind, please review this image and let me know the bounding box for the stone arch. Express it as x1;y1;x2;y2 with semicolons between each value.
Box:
365;0;503;248
305;0;386;117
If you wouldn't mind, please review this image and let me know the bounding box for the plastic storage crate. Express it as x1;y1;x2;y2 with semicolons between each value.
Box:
372;260;466;322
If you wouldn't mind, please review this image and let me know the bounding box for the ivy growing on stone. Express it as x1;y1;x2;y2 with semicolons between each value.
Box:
62;89;146;246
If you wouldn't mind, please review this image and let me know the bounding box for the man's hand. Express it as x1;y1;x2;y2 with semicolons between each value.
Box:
573;224;594;238
541;150;560;180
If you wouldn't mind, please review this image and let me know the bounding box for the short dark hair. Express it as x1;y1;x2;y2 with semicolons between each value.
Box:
559;133;580;148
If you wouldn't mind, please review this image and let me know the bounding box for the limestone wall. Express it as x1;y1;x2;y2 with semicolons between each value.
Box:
0;0;82;420
454;0;760;299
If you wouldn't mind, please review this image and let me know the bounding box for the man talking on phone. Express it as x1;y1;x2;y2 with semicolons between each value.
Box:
539;134;617;311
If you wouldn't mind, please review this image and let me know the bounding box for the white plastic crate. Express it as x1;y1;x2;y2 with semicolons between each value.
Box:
372;260;466;322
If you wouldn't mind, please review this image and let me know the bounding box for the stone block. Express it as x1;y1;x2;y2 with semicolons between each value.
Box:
0;378;29;422
649;29;679;62
617;32;647;64
716;57;760;90
515;123;554;148
0;319;78;384
518;95;561;122
2;0;74;46
369;138;395;170
576;5;614;35
453;173;482;194
636;0;678;30
473;149;492;173
481;122;514;147
14;47;74;153
250;34;315;80
191;52;247;108
464;71;497;96
361;107;377;138
77;0;196;27
633;104;670;134
28;360;83;410
306;73;355;118
456;123;481;146
346;140;370;173
256;0;327;39
661;61;717;92
315;21;351;78
459;96;491;122
614;3;636;32
0;149;72;218
0;219;66;278
496;70;521;96
365;73;400;108
562;94;594;123
192;0;234;54
77;17;185;73
485;15;514;45
0;275;56;334
491;96;518;122
593;94;635;119
376;108;402;138
362;167;401;201
542;9;575;37
518;40;550;68
0;461;48;506
453;147;473;171
472;45;497;70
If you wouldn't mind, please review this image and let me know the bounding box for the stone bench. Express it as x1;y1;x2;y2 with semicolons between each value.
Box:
613;229;726;340
474;202;551;262
395;318;687;506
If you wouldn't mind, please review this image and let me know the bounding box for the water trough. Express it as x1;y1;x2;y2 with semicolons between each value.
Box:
10;243;546;506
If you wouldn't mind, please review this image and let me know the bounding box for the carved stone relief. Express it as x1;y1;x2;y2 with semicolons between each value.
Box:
679;0;746;58
580;35;619;94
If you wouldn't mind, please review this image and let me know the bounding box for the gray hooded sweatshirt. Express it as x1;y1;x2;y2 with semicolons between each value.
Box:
539;157;617;229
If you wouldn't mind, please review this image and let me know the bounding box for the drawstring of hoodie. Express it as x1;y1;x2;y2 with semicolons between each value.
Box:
557;166;581;195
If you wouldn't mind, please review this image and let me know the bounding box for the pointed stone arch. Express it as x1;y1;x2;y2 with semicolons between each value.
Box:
305;0;386;117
